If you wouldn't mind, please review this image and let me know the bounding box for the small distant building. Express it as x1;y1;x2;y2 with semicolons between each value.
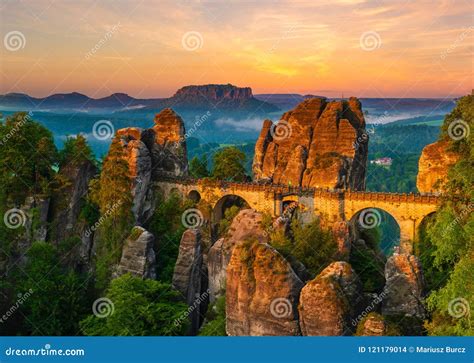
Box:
370;157;393;166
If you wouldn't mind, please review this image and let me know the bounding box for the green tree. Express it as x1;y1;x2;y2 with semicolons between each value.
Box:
212;146;246;181
58;134;95;167
80;274;189;336
16;242;90;335
189;155;209;178
199;295;226;336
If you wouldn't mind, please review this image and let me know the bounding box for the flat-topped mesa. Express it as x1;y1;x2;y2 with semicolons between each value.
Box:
253;97;368;190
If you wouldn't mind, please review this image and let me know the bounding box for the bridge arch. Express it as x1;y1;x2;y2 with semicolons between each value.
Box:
349;207;401;255
187;189;201;202
212;194;250;229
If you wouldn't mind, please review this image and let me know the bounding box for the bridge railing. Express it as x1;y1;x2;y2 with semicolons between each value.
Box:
156;177;440;202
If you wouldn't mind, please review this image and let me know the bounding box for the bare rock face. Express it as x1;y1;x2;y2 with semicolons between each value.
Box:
382;253;425;318
207;209;269;302
172;229;208;333
115;109;188;223
417;140;459;193
116;226;156;279
298;261;364;336
253;97;368;190
226;241;304;336
357;313;387;336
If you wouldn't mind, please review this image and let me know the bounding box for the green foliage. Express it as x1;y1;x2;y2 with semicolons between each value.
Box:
189;155;209;178
0;112;58;203
211;146;247;181
58;134;95;167
199;295;227;336
217;205;240;237
418;94;474;336
80;274;189;336
16;242;90;335
148;191;193;282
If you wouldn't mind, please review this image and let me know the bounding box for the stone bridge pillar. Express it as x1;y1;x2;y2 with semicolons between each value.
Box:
398;218;417;254
274;194;283;217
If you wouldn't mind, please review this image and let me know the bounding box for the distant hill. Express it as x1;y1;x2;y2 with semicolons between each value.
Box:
0;84;278;114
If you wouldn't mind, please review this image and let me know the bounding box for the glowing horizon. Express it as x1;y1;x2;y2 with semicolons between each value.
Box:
0;0;472;99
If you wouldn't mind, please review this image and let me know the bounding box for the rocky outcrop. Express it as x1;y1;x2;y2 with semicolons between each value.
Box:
115;108;188;223
417;140;459;193
207;209;269;302
357;313;387;336
116;226;156;279
382;253;425;318
253;97;368;190
298;261;364;336
174;84;253;103
172;229;208;333
226;241;304;336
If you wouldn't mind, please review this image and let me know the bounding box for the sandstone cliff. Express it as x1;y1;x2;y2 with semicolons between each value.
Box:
253;97;368;190
207;209;269;302
226;241;304;336
298;261;364;335
115;108;188;223
416;140;459;193
382;253;425;318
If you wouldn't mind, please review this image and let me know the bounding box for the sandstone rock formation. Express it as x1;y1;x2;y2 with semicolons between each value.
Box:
298;261;364;336
357;313;387;336
417;140;459;193
116;226;156;279
172;229;208;333
226;241;304;336
382;253;425;318
115;108;188;223
207;209;269;302
253;97;368;190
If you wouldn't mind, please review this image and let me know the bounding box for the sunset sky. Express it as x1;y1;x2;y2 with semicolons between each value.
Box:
0;0;472;98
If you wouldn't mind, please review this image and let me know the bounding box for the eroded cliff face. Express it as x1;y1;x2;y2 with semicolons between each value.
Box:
253;97;368;190
298;261;364;336
417;140;459;193
207;209;268;302
226;241;304;336
115;108;188;223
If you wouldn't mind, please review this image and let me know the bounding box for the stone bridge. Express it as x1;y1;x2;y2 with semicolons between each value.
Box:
156;179;439;244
